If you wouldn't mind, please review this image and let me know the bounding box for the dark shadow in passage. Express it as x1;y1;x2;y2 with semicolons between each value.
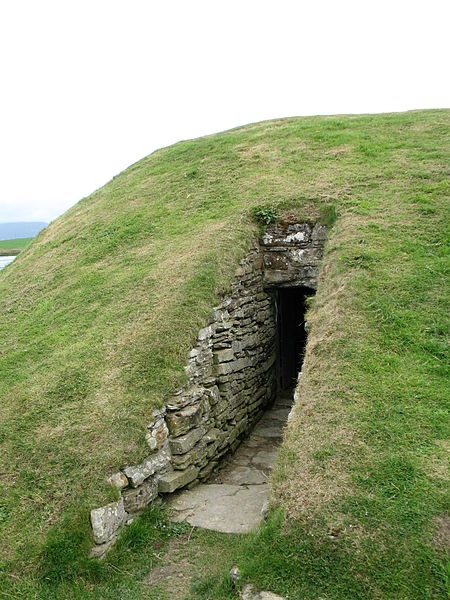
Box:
274;287;313;392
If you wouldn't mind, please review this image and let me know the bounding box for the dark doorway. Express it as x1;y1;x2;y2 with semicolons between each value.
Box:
274;287;312;391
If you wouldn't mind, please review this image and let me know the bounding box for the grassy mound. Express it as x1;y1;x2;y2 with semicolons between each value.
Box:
0;110;448;597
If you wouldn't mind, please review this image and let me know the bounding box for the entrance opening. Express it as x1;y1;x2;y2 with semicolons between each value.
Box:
274;287;313;392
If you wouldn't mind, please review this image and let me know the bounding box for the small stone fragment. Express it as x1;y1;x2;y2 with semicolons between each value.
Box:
108;471;129;490
204;428;220;444
241;584;285;600
145;435;158;451
146;421;169;450
230;565;241;585
198;325;214;341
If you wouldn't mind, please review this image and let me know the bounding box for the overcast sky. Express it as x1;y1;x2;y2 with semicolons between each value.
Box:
0;0;448;224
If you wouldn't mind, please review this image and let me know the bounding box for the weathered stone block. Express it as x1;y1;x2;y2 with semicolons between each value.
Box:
169;426;205;454
312;223;327;241
263;252;289;270
158;466;199;493
213;348;235;363
171;443;205;469
90;499;127;545
147;406;166;428
198;325;214;341
204;428;221;443
123;478;158;513
204;384;219;406
166;404;203;437
90;534;118;558
215;320;233;331
215;357;251;376
145;421;169;451
124;444;171;487
199;461;217;480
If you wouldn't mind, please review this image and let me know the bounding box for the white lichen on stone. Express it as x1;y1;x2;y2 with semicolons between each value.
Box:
90;499;127;545
285;231;305;243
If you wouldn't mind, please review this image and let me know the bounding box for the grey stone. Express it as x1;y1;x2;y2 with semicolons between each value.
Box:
169;426;205;454
159;466;199;493
171;443;205;469
90;534;118;559
230;565;241;585
204;385;220;406
123;478;159;513
124;444;171;487
166;404;203;437
166;386;206;410
169;483;270;533
312;223;327;241
108;471;129;490
251;424;284;439
214;348;235;363
261;499;270;520
217;465;267;485
145;421;169;450
215;357;251;376
198;325;214;341
204;427;221;443
241;584;285;600
90;499;127;545
199;461;217;479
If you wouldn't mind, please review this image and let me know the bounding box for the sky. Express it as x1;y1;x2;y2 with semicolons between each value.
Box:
0;0;448;224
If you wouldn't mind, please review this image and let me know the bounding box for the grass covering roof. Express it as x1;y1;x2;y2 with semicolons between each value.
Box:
0;110;448;597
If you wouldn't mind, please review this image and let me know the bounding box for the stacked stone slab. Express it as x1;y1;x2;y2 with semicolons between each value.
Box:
90;222;326;556
162;248;277;485
261;222;326;288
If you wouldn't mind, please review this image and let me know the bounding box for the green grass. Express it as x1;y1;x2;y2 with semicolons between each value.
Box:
0;237;32;255
0;110;449;598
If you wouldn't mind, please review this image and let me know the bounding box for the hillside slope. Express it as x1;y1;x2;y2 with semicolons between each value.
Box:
0;110;448;597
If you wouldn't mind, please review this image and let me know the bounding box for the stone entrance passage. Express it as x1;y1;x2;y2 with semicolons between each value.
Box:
90;223;326;555
167;223;326;533
168;286;313;532
169;392;293;533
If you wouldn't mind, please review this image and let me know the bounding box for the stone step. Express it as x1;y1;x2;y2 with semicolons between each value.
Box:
169;483;270;534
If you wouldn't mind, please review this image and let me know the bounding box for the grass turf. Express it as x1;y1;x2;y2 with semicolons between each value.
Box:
0;237;32;255
0;109;448;598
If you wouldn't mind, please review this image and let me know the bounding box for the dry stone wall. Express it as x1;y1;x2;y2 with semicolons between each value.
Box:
261;222;327;288
90;222;326;556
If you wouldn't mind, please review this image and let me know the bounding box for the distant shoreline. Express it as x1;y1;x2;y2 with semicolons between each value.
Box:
0;237;32;256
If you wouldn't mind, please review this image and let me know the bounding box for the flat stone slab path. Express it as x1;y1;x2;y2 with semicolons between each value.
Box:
169;393;292;534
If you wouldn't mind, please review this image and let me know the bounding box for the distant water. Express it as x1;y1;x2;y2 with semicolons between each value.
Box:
0;255;16;270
